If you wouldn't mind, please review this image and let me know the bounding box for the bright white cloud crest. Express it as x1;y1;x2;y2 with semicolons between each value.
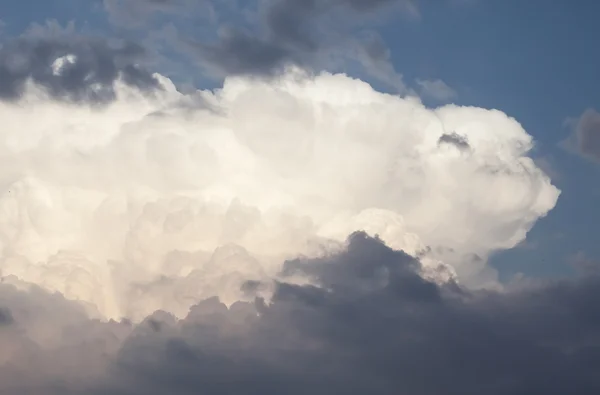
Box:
0;68;559;320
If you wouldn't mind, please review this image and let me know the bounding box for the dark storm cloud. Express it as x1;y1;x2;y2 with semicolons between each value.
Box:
0;27;160;103
2;232;600;394
570;108;600;162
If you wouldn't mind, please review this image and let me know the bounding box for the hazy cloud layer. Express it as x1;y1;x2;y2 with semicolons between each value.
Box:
1;234;599;394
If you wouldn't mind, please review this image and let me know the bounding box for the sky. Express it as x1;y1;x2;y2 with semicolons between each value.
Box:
0;1;599;394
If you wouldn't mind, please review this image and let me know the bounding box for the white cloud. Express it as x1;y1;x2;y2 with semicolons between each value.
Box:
51;54;77;76
0;68;559;320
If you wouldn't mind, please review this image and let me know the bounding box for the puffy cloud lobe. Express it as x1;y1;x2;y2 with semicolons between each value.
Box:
0;23;160;103
0;68;558;320
2;234;600;394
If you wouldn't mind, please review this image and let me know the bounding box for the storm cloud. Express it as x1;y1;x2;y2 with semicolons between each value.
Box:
1;233;600;394
0;2;590;395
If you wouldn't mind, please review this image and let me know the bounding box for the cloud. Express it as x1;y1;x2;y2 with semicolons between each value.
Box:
106;0;416;92
103;0;216;27
569;251;600;275
2;234;600;394
0;5;572;394
438;132;470;151
563;108;600;162
0;279;130;394
0;307;12;326
0;67;558;321
100;1;469;97
0;21;160;103
532;155;562;182
416;78;457;101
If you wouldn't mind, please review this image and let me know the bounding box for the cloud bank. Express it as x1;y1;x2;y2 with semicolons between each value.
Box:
1;233;599;394
0;66;558;321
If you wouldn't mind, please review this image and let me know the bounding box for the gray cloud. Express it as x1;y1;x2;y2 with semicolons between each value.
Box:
569;108;600;162
103;0;216;28
107;0;412;91
0;22;160;103
569;251;600;275
2;233;600;394
188;26;294;76
438;132;471;151
416;78;457;101
0;307;12;326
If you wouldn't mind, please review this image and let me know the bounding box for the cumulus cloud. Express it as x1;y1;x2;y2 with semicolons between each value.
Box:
0;5;570;394
0;67;558;321
0;21;159;103
1;234;600;394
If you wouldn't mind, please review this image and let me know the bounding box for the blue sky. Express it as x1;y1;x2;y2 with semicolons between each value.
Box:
1;0;597;281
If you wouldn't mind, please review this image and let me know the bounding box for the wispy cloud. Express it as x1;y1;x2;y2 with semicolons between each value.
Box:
416;78;457;101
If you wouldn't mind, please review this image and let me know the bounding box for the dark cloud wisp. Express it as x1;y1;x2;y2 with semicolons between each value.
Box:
0;34;160;103
438;132;471;150
131;0;410;88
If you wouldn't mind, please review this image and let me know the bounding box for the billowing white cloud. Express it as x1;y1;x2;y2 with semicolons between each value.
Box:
0;68;559;320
